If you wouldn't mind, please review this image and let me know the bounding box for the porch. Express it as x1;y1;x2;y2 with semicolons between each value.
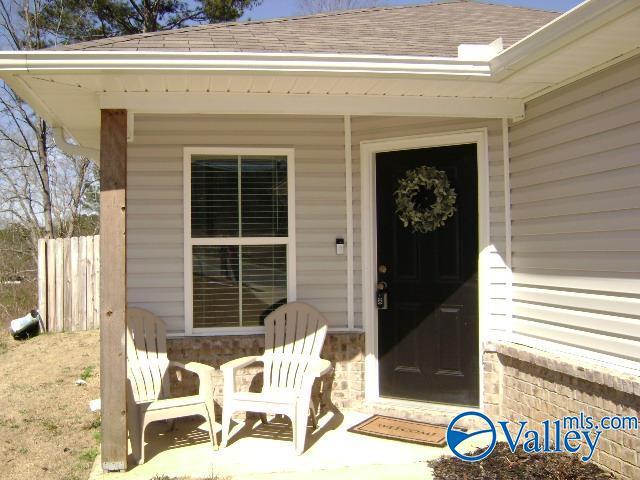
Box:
89;410;458;480
95;110;509;471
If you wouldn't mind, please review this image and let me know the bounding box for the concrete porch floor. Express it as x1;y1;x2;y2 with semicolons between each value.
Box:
89;410;454;479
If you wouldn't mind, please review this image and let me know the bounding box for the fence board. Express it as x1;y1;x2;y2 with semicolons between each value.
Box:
55;238;64;333
38;239;47;329
71;237;80;331
63;238;72;332
37;235;100;332
94;235;101;329
78;236;87;331
86;236;95;329
46;239;56;330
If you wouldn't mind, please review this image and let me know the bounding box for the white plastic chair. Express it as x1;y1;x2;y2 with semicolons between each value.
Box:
220;302;332;454
126;307;218;464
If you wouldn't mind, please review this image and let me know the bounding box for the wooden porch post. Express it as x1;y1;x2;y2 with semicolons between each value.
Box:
100;109;128;472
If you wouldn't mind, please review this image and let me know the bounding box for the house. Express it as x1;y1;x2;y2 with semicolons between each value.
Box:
1;0;639;476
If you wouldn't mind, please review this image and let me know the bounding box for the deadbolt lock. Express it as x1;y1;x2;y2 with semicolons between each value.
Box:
376;281;388;309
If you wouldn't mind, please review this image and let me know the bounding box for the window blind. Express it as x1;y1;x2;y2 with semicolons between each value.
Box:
192;156;239;238
241;157;288;237
190;154;289;329
192;245;287;328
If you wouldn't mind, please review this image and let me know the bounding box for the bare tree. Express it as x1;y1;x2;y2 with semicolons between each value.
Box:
0;0;98;256
297;0;384;15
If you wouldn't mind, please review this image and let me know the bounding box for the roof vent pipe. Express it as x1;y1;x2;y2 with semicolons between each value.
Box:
52;127;100;164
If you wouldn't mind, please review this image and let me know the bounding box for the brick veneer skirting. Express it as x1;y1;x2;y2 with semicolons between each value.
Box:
166;333;638;477
483;342;640;479
166;332;365;413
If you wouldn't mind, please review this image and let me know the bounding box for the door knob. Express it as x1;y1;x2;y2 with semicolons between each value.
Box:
378;264;388;274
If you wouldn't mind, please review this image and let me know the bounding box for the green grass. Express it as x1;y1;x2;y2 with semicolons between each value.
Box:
87;415;101;430
1;417;20;429
78;447;99;462
80;365;95;381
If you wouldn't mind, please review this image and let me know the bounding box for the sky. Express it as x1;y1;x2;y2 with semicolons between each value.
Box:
241;0;584;21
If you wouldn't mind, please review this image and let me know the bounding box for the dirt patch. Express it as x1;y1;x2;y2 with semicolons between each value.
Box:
0;330;101;480
429;442;615;479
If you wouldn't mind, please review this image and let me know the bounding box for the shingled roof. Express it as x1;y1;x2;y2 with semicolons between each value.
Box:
53;1;559;58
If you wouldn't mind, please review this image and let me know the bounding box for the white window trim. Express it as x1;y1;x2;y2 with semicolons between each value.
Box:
183;147;296;336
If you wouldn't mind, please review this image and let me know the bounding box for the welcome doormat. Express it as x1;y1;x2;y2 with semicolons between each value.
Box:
347;415;448;447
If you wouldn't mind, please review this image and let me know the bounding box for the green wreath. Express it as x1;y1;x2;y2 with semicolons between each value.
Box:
393;165;457;233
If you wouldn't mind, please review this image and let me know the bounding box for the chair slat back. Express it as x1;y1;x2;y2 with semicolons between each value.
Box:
263;302;328;392
127;307;170;403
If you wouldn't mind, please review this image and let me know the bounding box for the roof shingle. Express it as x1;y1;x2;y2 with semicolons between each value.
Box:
53;1;559;58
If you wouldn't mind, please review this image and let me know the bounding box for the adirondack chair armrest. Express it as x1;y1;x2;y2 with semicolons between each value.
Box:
310;358;333;378
220;356;262;397
300;358;333;398
182;361;216;377
169;361;217;399
168;360;215;374
220;355;262;372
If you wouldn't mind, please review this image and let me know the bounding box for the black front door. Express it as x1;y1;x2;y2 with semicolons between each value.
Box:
376;144;479;406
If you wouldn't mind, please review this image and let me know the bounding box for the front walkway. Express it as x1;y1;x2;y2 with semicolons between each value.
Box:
89;410;450;479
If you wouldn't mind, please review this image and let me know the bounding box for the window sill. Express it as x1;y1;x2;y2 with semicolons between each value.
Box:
167;326;365;338
188;326;266;336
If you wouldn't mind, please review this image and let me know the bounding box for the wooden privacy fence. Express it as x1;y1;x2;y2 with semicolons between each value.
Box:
38;235;100;332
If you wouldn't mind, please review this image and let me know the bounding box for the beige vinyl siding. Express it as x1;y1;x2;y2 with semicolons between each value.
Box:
509;55;640;362
127;115;347;334
351;117;509;332
127;114;509;335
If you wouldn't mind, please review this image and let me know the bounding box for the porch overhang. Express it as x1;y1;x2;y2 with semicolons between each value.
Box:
98;91;524;119
0;0;638;160
0;55;523;163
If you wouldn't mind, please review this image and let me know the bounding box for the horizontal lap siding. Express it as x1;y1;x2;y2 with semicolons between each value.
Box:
127;115;347;334
350;117;508;332
509;55;640;361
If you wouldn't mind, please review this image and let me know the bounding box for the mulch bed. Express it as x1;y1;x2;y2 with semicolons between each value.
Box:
429;442;615;479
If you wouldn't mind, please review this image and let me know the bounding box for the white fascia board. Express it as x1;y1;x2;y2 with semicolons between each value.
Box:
99;91;524;118
0;50;492;77
491;0;639;79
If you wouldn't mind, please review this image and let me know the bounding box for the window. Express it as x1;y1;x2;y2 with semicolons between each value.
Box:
184;148;295;333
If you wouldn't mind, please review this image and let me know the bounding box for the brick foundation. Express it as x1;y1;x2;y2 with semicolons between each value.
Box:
484;343;640;479
166;332;365;413
166;333;639;477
